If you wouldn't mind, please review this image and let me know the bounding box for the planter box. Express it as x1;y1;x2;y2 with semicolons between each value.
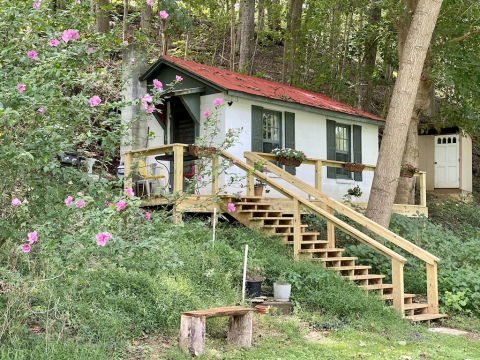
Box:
278;157;302;167
400;169;414;178
273;283;291;302
344;163;366;173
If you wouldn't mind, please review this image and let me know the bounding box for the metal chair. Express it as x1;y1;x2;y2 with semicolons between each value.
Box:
135;160;166;197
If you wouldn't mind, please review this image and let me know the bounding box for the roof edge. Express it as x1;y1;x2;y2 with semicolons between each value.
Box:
227;90;386;126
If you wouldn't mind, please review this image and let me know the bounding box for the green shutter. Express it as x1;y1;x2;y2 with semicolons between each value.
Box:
327;120;336;178
251;105;263;153
285;112;296;175
353;125;362;181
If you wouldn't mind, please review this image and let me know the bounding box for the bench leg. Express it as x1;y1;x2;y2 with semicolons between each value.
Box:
179;315;206;355
227;312;252;348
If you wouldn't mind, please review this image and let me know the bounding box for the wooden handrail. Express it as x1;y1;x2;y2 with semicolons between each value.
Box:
245;152;439;265
220;150;407;263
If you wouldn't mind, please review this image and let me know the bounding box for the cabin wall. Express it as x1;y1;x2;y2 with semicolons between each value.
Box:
460;134;472;193
418;135;435;191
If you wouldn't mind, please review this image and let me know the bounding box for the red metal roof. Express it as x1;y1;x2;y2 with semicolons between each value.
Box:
160;55;385;122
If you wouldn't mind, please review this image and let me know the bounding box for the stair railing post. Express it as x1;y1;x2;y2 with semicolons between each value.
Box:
419;172;427;207
315;160;322;192
212;154;219;195
327;206;335;248
246;158;255;197
173;145;184;224
293;198;301;260
426;261;439;314
123;152;133;190
391;258;405;316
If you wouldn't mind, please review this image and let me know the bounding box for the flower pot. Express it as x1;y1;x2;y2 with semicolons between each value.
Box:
245;280;262;298
188;145;217;158
188;145;199;157
273;283;291;302
400;169;414;178
254;186;264;196
255;305;270;315
344;163;366;173
278;157;302;167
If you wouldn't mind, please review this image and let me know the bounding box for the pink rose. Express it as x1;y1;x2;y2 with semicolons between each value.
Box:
27;50;37;60
62;29;79;43
68;181;73;185
65;196;73;206
153;79;162;91
75;199;85;208
28;231;38;243
115;201;126;211
197;175;203;182
203;109;209;119
230;130;235;134
141;94;153;104
89;96;101;107
33;1;40;10
213;98;223;106
145;212;151;220
96;232;112;246
105;202;113;207
159;10;169;19
146;106;155;114
227;203;236;213
263;165;268;171
21;243;31;253
232;159;237;164
123;41;128;46
49;39;60;46
12;198;21;206
88;47;94;53
175;75;183;82
146;0;154;6
17;84;26;93
37;107;45;114
125;188;135;196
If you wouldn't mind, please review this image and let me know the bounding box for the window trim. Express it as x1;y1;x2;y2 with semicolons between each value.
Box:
261;109;283;152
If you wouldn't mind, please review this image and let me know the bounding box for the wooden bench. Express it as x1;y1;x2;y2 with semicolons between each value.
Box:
179;306;254;355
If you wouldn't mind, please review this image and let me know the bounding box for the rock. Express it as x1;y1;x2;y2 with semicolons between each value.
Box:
398;341;407;346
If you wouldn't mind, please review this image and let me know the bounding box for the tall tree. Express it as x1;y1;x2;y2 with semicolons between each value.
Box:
95;0;110;34
239;0;255;75
258;0;266;31
140;2;153;31
230;0;236;71
357;0;381;113
282;0;303;85
365;0;443;228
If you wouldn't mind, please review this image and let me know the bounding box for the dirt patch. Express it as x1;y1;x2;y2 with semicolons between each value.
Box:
429;327;480;341
123;333;175;360
304;331;334;344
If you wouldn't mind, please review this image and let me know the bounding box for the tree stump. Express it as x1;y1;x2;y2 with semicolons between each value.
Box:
179;315;206;355
227;312;253;347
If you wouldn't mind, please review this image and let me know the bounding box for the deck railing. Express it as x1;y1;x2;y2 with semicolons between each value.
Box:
244;151;439;315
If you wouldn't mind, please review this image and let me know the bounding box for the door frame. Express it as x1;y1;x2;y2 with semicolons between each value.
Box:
434;134;459;189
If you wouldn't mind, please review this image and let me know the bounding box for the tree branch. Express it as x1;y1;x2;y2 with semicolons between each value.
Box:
449;28;480;42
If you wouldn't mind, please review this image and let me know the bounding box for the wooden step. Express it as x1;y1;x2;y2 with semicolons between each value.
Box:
285;240;328;244
405;313;448;322
234;202;273;206
403;303;429;311
360;284;393;290
263;225;308;228
299;248;344;253
249;217;292;220
281;232;320;237
382;293;416;301
317;257;358;262
342;275;385;281
325;265;372;270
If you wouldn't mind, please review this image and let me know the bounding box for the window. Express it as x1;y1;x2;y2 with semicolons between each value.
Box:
261;110;281;154
335;124;351;179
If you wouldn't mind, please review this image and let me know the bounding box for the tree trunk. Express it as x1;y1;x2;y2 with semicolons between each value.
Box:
140;2;152;31
230;0;236;71
258;0;265;31
287;0;303;85
236;0;244;54
239;0;255;75
358;1;381;113
123;0;129;41
268;0;281;31
365;0;443;228
95;0;110;34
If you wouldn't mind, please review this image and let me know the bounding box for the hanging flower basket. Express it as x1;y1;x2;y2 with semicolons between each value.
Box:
344;163;366;173
188;145;199;157
279;156;302;167
188;145;217;158
400;169;414;178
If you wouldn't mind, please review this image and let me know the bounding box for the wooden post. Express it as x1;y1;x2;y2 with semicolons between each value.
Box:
327;206;335;248
246;158;255;197
173;145;184;193
293;198;301;260
179;315;206;355
419;172;427;207
315;160;322;192
426;261;439;314
212;155;219;195
227;312;253;348
123;152;133;190
391;259;405;316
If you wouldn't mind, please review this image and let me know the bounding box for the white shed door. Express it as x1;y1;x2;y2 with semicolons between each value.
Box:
434;135;459;188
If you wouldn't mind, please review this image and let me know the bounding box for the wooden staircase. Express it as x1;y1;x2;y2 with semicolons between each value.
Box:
221;196;447;322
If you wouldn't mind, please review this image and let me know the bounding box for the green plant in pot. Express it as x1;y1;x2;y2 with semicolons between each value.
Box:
254;179;267;197
273;273;292;302
246;265;263;298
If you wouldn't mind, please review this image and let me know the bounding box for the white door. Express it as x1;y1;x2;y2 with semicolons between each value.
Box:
434;135;459;188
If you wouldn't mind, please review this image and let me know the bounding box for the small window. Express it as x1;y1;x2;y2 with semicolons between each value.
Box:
448;137;452;143
335;124;351;178
442;138;447;144
437;138;441;144
453;137;457;144
262;112;280;142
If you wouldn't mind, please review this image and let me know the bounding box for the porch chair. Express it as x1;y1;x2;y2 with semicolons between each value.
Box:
135;160;166;197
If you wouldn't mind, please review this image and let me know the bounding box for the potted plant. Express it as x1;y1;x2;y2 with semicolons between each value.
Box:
273;273;291;302
344;161;366;173
343;185;362;202
400;163;419;178
271;148;307;167
246;266;263;298
254;179;267;196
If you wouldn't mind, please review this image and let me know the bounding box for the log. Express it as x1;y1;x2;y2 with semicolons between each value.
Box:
227;312;253;347
179;315;206;355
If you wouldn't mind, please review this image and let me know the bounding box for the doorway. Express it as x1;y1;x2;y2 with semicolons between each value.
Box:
434;135;459;188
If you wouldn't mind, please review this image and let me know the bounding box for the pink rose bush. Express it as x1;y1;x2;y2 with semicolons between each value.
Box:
28;231;38;243
28;50;37;60
12;198;21;206
153;79;162;90
159;10;169;19
203;109;209;119
115;201;126;211
21;243;31;253
75;199;85;208
37;107;45;114
96;232;111;247
227;203;236;213
213;98;223;106
65;196;73;206
124;188;135;197
175;75;183;82
145;212;151;220
17;84;26;93
89;96;101;107
49;39;60;47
